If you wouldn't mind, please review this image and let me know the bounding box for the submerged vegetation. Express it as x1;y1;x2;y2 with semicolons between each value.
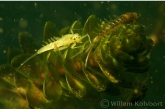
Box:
0;12;153;109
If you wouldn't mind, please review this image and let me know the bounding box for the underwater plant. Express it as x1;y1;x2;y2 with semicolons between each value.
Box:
0;12;153;109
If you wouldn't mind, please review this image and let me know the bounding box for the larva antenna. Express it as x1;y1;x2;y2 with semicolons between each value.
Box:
82;34;91;43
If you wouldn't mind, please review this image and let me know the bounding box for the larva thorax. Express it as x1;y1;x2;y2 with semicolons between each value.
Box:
54;33;82;48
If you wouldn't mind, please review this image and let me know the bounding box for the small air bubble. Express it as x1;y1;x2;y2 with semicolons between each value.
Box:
0;17;3;21
3;50;6;53
19;18;28;28
34;2;38;8
0;28;3;33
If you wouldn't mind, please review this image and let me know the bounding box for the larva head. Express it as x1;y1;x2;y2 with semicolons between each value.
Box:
122;12;140;23
131;12;140;22
72;33;82;43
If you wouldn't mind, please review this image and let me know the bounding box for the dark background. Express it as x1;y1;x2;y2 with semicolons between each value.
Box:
0;1;165;109
0;1;163;64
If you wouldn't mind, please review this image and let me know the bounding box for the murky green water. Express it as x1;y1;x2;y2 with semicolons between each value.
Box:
0;2;165;109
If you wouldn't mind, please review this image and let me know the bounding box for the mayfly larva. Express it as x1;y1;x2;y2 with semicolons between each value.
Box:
84;12;140;67
17;33;86;70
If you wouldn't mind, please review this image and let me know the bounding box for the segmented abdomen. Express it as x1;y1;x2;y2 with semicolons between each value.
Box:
95;12;140;43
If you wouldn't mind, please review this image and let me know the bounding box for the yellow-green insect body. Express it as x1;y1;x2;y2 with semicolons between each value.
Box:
17;33;83;69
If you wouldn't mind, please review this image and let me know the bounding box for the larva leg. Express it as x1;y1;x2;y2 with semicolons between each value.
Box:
84;44;93;68
88;34;91;43
54;43;68;51
70;43;76;48
69;34;92;60
54;43;66;59
76;34;92;49
54;46;69;52
81;34;91;43
84;34;96;68
70;43;83;49
71;34;92;67
46;52;51;63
